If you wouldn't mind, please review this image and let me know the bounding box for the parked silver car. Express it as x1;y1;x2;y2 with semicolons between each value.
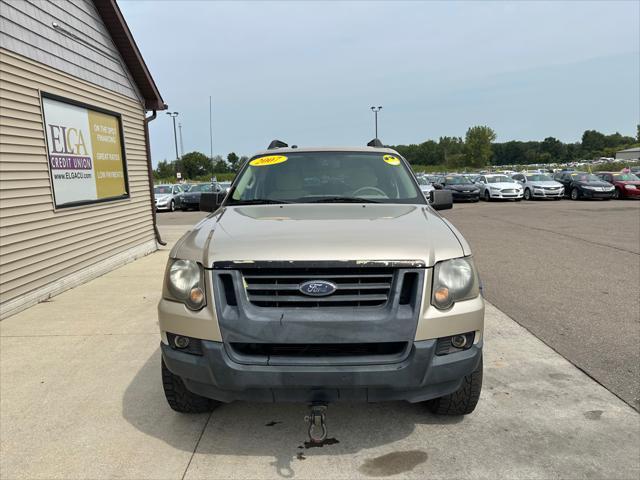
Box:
511;173;564;200
154;184;184;212
474;174;523;201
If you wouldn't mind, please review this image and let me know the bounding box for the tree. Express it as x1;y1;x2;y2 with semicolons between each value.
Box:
540;136;565;160
227;152;240;172
155;159;175;179
581;130;606;155
212;155;229;174
180;151;211;179
464;126;496;167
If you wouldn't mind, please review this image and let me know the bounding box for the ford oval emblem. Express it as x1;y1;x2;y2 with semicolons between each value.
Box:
299;280;337;297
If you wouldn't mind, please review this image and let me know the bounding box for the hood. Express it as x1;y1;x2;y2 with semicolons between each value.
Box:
446;184;477;191
172;204;467;268
155;194;171;201
576;180;612;187
486;182;521;189
183;191;202;198
615;180;640;185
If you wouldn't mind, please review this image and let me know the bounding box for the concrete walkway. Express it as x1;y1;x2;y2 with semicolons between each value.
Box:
1;229;638;479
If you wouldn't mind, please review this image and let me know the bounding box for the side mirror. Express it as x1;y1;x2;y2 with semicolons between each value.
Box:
433;183;443;190
199;192;225;212
430;190;453;210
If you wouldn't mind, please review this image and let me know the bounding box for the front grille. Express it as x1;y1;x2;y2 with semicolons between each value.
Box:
241;267;394;308
230;342;407;357
501;189;515;193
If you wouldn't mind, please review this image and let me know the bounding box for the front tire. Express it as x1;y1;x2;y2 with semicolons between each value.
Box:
570;188;580;200
484;191;491;202
162;359;219;413
427;357;483;415
169;200;176;212
613;188;621;199
524;188;532;200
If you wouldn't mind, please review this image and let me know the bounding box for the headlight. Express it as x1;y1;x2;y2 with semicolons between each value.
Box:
625;185;637;190
164;259;206;310
432;257;480;310
490;186;500;191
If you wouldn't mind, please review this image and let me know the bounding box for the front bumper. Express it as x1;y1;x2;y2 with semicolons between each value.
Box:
488;190;523;199
621;187;640;198
161;339;482;403
581;189;614;199
451;191;480;201
531;189;563;198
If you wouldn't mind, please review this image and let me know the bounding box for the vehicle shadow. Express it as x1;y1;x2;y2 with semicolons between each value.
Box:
122;348;463;478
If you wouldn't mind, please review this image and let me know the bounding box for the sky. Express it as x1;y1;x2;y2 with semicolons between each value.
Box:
118;1;640;166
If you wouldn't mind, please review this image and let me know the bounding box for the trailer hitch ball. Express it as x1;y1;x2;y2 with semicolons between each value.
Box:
305;404;328;443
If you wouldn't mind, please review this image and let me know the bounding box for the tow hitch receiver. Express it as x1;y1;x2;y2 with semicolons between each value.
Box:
304;403;328;443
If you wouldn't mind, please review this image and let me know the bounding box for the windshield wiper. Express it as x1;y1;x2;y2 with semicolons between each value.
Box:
228;199;293;206
305;196;381;204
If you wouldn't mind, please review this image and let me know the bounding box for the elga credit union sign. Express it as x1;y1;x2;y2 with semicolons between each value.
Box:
42;94;129;207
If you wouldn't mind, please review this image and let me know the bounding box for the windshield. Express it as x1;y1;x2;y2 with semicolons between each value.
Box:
572;173;601;182
188;184;214;192
443;176;473;185
229;151;424;205
526;174;553;181
486;175;513;183
154;186;172;194
613;173;640;181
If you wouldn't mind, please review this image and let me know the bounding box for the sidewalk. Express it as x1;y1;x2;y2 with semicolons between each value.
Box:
0;225;638;479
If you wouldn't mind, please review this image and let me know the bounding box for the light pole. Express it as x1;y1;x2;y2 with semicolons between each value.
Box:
166;112;179;160
370;106;382;139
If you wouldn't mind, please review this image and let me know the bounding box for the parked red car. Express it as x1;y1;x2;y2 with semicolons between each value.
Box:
596;172;640;199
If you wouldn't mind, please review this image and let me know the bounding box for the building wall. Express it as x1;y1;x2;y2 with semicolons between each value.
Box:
0;48;156;319
0;0;142;101
615;150;640;161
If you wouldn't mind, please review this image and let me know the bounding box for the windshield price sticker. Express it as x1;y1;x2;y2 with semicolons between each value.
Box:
383;155;401;166
250;155;288;167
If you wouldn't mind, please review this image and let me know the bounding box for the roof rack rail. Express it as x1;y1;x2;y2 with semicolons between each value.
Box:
268;139;288;149
367;138;383;147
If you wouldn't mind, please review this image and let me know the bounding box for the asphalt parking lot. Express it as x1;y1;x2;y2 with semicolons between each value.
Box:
440;199;640;411
157;198;640;410
1;214;638;479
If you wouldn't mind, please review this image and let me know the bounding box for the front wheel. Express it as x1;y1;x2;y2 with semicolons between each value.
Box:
169;200;176;212
162;359;220;413
427;357;483;415
613;188;621;199
524;189;532;200
570;188;580;200
484;191;491;202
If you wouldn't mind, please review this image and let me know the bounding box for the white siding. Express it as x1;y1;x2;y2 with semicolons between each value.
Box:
0;0;142;101
0;48;156;316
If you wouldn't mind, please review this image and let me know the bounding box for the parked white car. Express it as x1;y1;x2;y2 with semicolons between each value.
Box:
417;176;435;200
474;174;523;201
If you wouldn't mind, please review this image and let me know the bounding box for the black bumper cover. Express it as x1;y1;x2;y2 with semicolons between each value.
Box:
161;339;483;403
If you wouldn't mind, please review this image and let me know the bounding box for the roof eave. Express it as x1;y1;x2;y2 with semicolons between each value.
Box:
93;0;166;111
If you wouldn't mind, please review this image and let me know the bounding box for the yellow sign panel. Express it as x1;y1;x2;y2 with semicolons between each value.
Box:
89;110;126;199
383;155;401;166
250;155;288;167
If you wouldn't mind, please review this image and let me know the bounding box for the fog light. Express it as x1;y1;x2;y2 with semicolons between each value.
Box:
174;335;190;349
451;334;467;349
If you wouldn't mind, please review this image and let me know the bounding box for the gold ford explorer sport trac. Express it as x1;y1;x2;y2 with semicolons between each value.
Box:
158;140;484;441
